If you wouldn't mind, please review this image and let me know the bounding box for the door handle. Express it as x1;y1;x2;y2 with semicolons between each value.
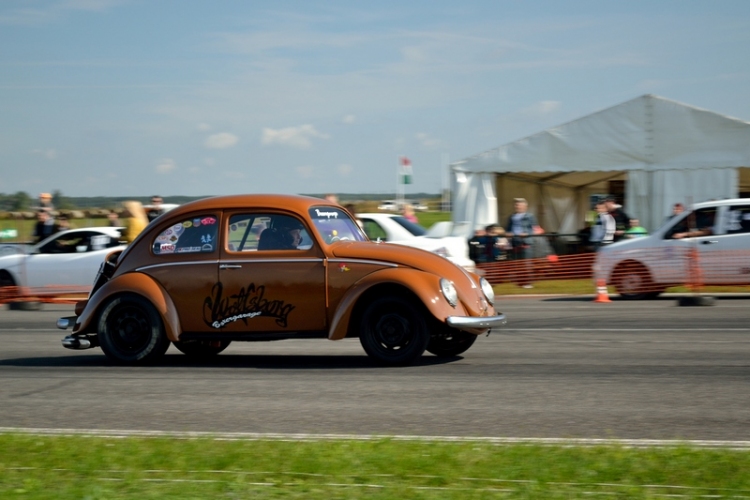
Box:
701;240;719;245
219;264;242;269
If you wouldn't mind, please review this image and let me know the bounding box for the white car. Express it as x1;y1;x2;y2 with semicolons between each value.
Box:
0;227;126;294
595;199;750;299
357;213;475;272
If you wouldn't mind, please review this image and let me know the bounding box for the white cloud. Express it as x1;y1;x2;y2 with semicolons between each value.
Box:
0;0;121;25
524;100;562;116
416;132;441;148
197;123;211;131
32;148;58;160
296;165;314;178
342;114;356;124
205;132;239;149
155;158;176;174
338;164;352;176
261;125;329;149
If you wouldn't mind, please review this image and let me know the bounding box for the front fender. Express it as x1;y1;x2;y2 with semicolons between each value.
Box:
328;268;468;340
72;272;182;342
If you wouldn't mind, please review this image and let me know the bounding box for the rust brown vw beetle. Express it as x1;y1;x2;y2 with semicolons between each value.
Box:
58;195;505;365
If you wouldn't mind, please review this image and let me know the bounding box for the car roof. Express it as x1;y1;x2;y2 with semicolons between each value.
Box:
160;194;337;217
692;198;750;209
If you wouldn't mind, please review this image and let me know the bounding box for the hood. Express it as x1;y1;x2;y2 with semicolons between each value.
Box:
599;235;654;254
329;240;473;283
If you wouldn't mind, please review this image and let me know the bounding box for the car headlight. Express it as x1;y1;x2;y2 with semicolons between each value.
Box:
440;278;458;307
480;277;495;304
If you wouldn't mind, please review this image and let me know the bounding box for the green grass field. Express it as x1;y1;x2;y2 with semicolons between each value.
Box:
1;434;748;499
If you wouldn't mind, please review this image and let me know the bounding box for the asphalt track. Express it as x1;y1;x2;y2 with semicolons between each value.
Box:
0;295;748;442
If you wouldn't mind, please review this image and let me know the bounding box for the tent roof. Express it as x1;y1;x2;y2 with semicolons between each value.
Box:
451;95;750;174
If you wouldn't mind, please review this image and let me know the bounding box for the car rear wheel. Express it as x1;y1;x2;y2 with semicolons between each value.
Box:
98;294;170;364
359;296;429;366
612;262;655;300
426;329;477;357
173;339;231;357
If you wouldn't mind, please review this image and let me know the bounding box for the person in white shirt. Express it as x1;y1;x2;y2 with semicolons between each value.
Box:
590;201;616;249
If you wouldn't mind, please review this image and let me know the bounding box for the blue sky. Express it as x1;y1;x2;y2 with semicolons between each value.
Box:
1;0;749;198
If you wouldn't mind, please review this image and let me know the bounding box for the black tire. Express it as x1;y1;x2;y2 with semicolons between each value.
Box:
0;270;14;288
98;294;170;364
359;296;429;366
612;262;655;300
173;339;231;358
426;330;477;357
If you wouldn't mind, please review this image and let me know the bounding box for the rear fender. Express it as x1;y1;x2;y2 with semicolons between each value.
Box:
72;272;181;342
328;268;468;340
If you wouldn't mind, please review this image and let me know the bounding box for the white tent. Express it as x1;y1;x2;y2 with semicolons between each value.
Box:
450;95;750;237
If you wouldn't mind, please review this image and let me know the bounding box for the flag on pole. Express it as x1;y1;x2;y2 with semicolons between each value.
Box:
400;156;413;185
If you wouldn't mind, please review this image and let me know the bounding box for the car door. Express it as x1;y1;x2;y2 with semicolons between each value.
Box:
713;203;750;284
210;211;327;334
663;206;728;285
24;231;117;288
140;213;221;333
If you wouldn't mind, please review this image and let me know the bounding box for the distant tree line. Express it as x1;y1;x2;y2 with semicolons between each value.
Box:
0;191;443;212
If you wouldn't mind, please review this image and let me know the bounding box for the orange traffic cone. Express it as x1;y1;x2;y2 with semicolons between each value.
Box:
593;279;611;303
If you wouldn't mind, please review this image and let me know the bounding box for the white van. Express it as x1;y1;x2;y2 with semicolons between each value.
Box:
594;199;750;298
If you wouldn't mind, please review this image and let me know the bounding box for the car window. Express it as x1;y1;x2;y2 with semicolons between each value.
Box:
309;206;368;244
38;231;117;254
152;215;218;255
228;213;312;252
391;216;427;236
361;219;388;241
665;207;717;239
726;205;750;234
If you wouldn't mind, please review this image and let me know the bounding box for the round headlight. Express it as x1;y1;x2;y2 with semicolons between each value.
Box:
440;278;458;307
480;277;495;304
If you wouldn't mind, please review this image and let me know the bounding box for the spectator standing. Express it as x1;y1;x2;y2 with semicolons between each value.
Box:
402;203;418;223
55;215;71;232
32;209;58;243
486;224;510;261
589;201;616;249
604;196;631;242
121;201;149;244
625;219;648;238
146;195;165;223
506;198;539;261
37;192;55;211
107;210;122;227
324;193;339;204
505;198;539;288
468;227;489;264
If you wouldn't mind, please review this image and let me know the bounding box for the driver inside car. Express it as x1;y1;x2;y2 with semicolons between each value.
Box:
258;217;303;250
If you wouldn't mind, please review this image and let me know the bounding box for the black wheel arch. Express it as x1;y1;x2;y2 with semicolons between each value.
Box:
347;283;428;339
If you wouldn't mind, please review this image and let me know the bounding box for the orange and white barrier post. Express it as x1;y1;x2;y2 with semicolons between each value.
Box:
593;278;611;303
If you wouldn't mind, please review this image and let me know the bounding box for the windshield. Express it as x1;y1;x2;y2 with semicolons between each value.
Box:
391;216;427;237
309;206;368;244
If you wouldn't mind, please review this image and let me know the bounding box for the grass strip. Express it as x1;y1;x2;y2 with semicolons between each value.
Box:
1;434;749;499
493;279;750;296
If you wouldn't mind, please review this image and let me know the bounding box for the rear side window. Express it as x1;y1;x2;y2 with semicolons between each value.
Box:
152;215;219;255
726;205;750;234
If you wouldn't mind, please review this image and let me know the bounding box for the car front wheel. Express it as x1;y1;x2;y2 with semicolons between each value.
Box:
98;294;170;364
359;296;429;366
612;262;655;300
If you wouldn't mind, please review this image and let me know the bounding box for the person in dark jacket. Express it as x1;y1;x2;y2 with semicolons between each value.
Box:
604;196;631;242
32;209;58;243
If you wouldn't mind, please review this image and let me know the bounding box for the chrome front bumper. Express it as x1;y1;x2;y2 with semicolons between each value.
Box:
447;313;507;331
